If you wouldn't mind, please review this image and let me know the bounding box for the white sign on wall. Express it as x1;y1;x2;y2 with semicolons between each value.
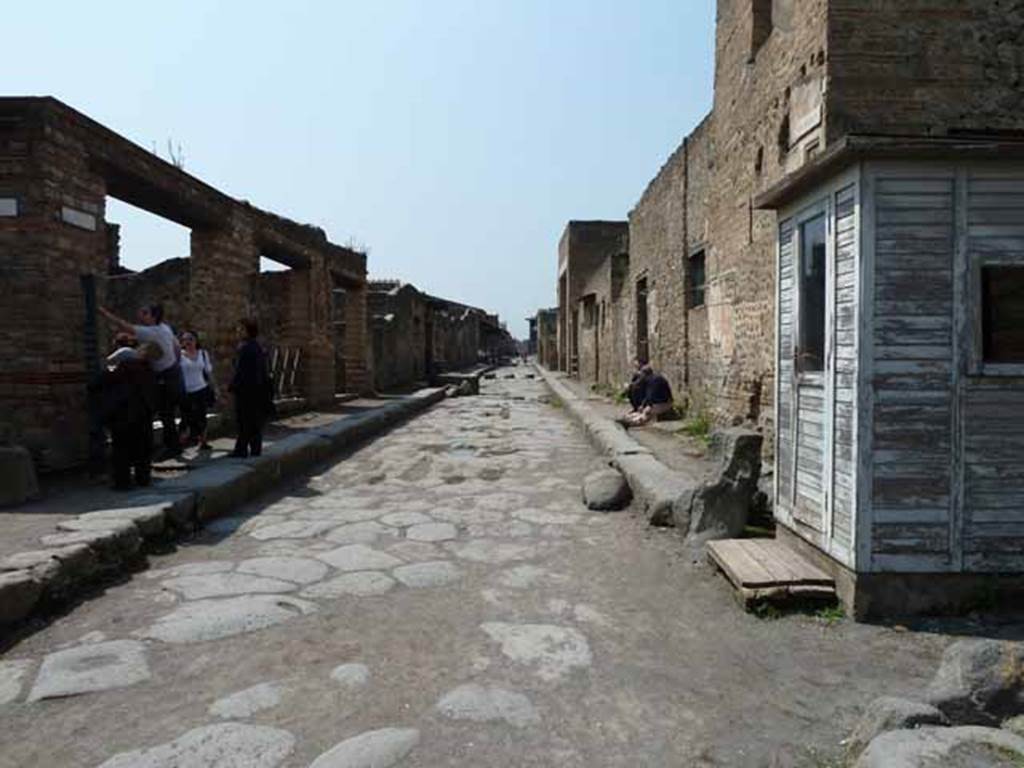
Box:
61;206;97;231
0;198;16;217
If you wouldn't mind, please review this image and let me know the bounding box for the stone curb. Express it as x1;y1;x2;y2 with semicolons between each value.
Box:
0;387;447;634
534;365;696;524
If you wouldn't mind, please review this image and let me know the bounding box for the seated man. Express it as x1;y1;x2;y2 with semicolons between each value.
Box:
623;367;673;428
624;359;650;412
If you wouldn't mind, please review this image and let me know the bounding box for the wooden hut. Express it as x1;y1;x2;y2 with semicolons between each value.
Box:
757;136;1024;616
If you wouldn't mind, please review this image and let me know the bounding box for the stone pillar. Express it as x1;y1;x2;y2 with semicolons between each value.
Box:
189;214;259;399
301;260;335;407
342;282;371;394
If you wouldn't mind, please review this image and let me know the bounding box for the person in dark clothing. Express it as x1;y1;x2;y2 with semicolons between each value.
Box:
622;365;674;428
229;319;274;458
624;359;651;411
102;334;157;489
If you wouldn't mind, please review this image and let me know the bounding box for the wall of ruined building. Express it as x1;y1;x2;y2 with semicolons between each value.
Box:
0;101;111;468
557;221;628;383
536;310;559;370
370;286;428;391
827;1;1024;141
106;258;192;338
432;311;479;373
0;98;369;470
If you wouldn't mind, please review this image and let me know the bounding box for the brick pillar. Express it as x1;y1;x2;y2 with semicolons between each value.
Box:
342;282;371;394
189;214;258;400
301;260;335;407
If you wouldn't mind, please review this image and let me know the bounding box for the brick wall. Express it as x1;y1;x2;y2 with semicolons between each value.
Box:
828;1;1024;140
0;97;370;470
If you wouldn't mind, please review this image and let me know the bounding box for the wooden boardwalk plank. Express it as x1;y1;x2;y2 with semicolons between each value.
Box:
707;539;836;608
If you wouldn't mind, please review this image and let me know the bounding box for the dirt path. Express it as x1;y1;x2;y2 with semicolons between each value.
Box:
0;371;955;767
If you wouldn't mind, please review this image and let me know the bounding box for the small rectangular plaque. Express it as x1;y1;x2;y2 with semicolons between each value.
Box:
61;206;97;231
0;198;16;217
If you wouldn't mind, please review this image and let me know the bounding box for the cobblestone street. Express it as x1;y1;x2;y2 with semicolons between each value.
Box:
0;372;949;767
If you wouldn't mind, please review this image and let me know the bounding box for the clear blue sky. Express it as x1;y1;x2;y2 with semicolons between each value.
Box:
9;1;714;337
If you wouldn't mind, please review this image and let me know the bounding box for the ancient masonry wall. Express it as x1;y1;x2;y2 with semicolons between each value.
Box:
827;1;1024;141
0;97;369;470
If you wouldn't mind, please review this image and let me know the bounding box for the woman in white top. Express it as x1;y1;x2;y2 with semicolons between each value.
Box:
179;330;214;451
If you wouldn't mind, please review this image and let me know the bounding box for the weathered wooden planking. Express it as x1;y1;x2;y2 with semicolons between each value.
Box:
707;539;834;588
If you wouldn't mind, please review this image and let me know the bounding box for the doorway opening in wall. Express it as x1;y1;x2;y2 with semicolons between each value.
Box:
636;277;649;364
255;251;305;400
102;197;194;344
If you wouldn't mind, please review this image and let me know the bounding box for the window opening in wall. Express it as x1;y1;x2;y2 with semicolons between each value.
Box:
982;265;1024;363
688;250;706;308
750;0;774;59
582;295;597;329
636;277;649;364
797;213;826;373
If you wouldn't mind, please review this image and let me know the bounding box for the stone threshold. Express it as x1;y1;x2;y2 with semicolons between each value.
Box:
0;387;447;638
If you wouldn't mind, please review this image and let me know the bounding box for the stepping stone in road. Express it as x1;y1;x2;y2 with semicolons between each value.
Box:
138;595;318;644
392;561;462;588
308;727;420;768
28;640;150;702
325;521;392;545
436;683;540;727
378;511;434;528
446;539;536;564
387;541;444;562
405;522;458;543
330;663;370;689
496;565;549;589
236;556;329;585
162;573;298;601
0;659;33;705
317;545;402;572
97;722;295;768
301;572;396;599
480;622;592;682
209;681;285;719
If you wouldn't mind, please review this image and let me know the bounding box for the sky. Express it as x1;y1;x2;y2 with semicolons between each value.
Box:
8;1;714;338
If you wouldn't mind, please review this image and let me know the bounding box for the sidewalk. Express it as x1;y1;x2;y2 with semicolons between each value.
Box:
0;388;447;632
535;366;712;522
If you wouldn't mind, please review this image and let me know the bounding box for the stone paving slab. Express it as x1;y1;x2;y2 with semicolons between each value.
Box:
0;388;446;635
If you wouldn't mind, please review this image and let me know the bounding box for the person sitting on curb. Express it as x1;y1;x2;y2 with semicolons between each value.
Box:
621;365;674;428
624;358;652;412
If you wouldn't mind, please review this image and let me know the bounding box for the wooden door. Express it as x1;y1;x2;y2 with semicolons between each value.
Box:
791;208;830;531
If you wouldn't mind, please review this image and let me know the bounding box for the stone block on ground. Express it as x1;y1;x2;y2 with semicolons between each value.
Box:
0;570;44;626
28;639;150;701
153;463;259;522
613;453;693;526
0;445;39;507
76;505;169;539
855;725;1024;767
0;544;99;595
40;521;142;568
926;639;1024;725
675;428;762;543
847;697;950;759
582;469;632;511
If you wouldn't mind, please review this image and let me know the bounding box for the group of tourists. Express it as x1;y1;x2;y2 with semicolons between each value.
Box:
95;304;275;490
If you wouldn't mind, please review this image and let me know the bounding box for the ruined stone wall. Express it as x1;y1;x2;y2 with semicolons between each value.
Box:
703;0;827;432
559;221;628;385
106;258;192;336
536;310;558;370
369;285;428;391
0;101;109;468
827;1;1024;140
0;97;369;470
